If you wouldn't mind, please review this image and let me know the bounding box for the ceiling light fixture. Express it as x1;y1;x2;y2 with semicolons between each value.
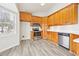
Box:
40;3;45;6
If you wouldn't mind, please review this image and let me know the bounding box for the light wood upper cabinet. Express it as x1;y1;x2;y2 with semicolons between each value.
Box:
32;16;42;23
54;13;61;25
56;12;61;25
64;4;78;24
71;4;77;24
42;17;48;24
48;14;55;26
29;16;48;24
20;4;78;26
20;12;32;22
48;3;78;26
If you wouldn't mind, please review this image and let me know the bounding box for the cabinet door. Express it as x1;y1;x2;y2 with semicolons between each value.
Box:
76;43;79;55
56;12;61;25
48;15;54;26
58;11;63;25
72;4;78;24
47;17;50;26
42;17;47;24
41;24;48;39
48;4;78;26
32;16;37;23
64;4;78;25
51;32;58;44
38;17;42;24
73;42;77;54
20;12;32;22
32;16;42;23
70;34;79;55
54;13;60;25
61;8;67;25
47;32;52;41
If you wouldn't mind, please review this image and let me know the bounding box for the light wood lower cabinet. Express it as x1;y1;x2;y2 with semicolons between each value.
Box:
32;31;79;55
70;34;79;55
41;24;48;39
75;43;79;55
47;31;58;45
31;31;34;41
47;32;79;55
71;42;79;56
51;32;58;44
47;31;52;41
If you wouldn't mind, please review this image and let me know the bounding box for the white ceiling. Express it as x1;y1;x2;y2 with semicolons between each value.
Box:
17;3;54;13
17;3;70;17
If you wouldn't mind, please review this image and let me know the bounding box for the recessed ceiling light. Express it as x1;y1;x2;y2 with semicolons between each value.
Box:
40;3;45;6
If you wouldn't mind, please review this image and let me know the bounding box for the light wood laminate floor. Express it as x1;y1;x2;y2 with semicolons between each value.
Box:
0;39;74;56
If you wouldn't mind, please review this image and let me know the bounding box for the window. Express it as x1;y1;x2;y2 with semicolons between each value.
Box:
0;6;16;34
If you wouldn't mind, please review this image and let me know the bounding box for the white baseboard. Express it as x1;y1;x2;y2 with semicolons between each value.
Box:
21;39;30;40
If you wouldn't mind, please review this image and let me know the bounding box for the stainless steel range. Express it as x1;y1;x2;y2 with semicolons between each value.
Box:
32;23;42;40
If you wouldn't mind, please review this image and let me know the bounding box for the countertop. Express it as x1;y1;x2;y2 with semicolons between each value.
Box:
73;38;79;43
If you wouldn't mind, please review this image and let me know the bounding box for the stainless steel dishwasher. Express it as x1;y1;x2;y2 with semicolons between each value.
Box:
58;33;70;49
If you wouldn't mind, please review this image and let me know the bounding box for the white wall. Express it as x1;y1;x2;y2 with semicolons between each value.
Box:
47;4;79;35
32;11;49;17
20;22;32;40
0;3;20;52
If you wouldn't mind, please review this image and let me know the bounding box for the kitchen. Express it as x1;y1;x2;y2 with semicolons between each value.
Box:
19;3;79;56
0;3;79;56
